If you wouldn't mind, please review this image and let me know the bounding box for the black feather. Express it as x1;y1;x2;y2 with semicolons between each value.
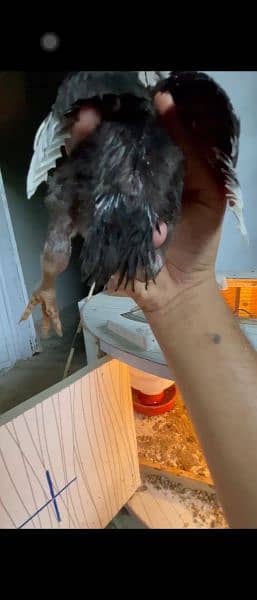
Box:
155;70;240;174
77;114;183;288
46;105;183;289
53;71;151;120
43;70;242;292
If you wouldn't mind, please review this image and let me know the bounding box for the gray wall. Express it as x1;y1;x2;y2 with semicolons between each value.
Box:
205;71;257;274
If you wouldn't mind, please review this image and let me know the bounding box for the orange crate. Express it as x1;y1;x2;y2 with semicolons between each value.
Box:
220;279;257;318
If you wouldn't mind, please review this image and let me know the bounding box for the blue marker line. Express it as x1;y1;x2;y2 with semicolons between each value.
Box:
45;470;61;522
18;476;77;529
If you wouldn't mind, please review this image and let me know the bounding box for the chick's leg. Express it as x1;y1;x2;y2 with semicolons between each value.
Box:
20;216;73;337
21;106;98;337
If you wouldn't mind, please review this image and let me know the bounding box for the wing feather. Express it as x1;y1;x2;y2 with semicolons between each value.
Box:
26;112;70;199
27;71;164;199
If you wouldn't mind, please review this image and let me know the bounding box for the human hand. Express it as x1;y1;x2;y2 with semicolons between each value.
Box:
106;91;227;314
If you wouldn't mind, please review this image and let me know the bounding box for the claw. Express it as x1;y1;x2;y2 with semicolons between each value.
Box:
19;295;39;322
55;321;63;337
39;304;51;338
19;286;62;338
51;312;63;337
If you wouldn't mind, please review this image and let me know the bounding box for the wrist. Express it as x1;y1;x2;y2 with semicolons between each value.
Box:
143;271;218;323
143;275;234;369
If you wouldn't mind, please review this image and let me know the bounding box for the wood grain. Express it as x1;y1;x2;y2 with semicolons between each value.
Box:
139;459;213;488
128;468;226;529
0;359;140;529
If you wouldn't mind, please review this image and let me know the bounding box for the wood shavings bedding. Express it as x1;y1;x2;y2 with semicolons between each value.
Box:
134;391;211;479
137;472;227;529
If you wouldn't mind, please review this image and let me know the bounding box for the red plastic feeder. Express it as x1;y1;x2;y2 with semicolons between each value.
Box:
132;384;177;416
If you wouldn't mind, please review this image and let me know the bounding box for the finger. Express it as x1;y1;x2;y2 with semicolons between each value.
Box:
153;222;168;248
107;224;168;296
155;91;227;216
106;273;152;297
19;295;40;322
106;265;173;313
154;92;198;158
106;222;168;295
65;106;101;155
154;92;220;187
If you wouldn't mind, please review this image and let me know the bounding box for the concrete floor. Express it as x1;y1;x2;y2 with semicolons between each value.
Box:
0;303;86;416
107;506;146;529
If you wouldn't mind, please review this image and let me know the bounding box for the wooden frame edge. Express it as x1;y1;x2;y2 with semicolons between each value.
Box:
139;458;214;491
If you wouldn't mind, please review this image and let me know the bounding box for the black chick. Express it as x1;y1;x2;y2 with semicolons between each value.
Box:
155;71;246;236
46;97;183;290
21;71;183;336
21;70;244;337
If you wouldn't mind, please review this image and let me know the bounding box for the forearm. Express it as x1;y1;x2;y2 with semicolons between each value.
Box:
145;278;257;528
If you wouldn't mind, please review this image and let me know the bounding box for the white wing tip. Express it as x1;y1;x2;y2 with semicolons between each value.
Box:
27;112;67;200
227;184;249;242
138;71;169;87
26;172;35;199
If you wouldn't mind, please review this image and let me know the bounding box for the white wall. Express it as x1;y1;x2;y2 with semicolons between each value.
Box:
205;71;257;274
0;171;38;368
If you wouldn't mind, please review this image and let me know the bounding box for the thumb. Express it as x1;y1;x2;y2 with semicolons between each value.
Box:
154;92;196;158
154;91;224;205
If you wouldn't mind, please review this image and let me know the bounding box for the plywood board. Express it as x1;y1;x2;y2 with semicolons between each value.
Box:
0;359;140;529
139;459;213;488
127;471;226;529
